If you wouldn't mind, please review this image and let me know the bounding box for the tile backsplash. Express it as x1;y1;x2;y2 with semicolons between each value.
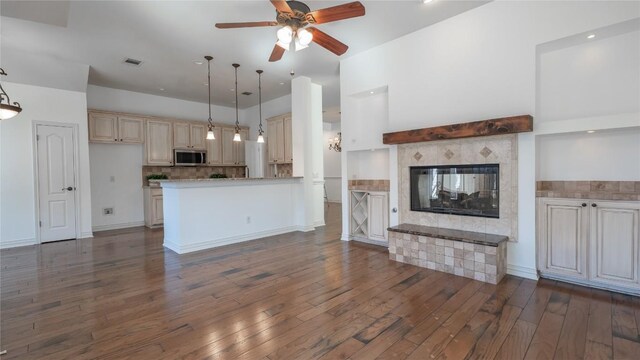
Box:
348;179;390;192
142;166;245;186
536;181;640;201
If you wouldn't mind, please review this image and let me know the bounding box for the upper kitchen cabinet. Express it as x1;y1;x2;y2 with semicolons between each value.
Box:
266;114;292;164
145;119;173;165
222;127;248;165
206;127;222;165
88;110;144;144
173;122;207;150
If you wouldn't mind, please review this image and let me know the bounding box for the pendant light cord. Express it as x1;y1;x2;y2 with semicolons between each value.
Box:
257;70;263;136
205;56;214;129
233;64;240;133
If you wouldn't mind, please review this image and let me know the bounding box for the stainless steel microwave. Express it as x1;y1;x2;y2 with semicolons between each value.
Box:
174;149;207;166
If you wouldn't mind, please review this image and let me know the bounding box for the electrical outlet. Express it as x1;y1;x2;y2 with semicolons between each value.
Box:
103;207;114;216
246;216;251;224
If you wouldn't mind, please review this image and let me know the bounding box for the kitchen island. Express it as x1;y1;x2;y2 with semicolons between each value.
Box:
157;177;309;254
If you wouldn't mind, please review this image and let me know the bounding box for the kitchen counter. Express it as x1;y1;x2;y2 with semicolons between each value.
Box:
160;176;310;254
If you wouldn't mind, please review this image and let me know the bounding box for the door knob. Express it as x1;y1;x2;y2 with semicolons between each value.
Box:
63;186;74;191
592;203;597;207
581;203;587;207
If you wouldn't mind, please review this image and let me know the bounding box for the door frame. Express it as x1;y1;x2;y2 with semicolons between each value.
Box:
32;121;82;244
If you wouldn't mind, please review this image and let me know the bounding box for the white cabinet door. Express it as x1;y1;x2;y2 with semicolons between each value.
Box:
221;127;236;165
284;116;292;163
145;120;173;165
89;112;118;143
538;198;589;279
206;127;222;165
368;192;389;242
590;201;640;289
190;123;207;150
152;195;164;225
173;122;191;149
236;129;248;165
267;120;278;163
118;116;144;143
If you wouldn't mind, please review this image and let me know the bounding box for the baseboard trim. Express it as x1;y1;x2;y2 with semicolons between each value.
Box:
507;264;539;280
92;221;145;232
0;237;37;249
540;272;640;296
314;220;325;227
79;231;94;238
165;225;308;254
341;233;351;241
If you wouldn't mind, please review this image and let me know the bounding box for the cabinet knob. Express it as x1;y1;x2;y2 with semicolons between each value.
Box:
582;203;587;207
592;203;597;207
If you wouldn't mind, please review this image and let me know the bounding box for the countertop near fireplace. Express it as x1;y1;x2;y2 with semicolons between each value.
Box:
387;223;508;247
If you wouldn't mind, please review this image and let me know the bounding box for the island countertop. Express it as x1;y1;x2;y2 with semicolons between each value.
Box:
152;177;303;189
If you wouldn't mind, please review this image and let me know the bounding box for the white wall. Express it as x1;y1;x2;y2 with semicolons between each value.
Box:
339;0;640;279
89;144;145;230
0;82;93;247
242;94;291;140
323;122;342;202
537;128;640;181
346;150;390;180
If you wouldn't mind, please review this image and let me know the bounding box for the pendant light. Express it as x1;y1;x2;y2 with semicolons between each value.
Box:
204;56;215;140
0;68;22;120
256;70;265;143
232;63;241;142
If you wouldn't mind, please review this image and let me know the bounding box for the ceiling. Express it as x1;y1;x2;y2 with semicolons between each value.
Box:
1;0;488;109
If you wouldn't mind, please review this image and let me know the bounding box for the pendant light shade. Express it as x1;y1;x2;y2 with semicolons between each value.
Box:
256;69;265;144
0;68;22;120
232;63;241;142
204;56;215;140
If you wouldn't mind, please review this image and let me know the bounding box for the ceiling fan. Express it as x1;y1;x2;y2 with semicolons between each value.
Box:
215;0;365;62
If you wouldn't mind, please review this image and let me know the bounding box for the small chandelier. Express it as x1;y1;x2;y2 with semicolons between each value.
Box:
256;69;265;143
204;56;215;140
232;63;241;142
0;68;22;120
329;132;341;152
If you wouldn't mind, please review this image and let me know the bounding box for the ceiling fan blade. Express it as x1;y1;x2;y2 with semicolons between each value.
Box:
306;1;365;24
269;44;286;62
307;27;348;56
270;0;293;13
215;21;278;29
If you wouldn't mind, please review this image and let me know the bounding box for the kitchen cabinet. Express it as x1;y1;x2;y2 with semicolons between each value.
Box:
173;122;207;150
89;111;144;144
145;119;173;165
206;127;222;165
266;114;292;164
222;127;248;165
538;198;640;294
143;186;163;228
350;190;389;243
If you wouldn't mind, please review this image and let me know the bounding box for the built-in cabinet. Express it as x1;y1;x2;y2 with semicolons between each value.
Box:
538;198;640;294
89;111;144;144
222;128;248;165
143;187;163;228
88;109;249;166
145;119;174;165
173;122;207;150
266;114;292;164
350;190;389;243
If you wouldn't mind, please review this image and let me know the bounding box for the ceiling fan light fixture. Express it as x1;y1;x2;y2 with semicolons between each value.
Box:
276;40;290;50
294;38;309;52
297;28;313;46
277;26;294;44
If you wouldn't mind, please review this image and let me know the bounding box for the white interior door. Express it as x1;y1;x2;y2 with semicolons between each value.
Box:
37;124;77;242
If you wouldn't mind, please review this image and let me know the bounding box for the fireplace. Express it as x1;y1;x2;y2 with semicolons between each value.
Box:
410;164;499;218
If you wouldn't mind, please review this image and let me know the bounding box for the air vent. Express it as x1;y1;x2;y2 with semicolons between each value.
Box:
123;58;143;66
241;91;253;96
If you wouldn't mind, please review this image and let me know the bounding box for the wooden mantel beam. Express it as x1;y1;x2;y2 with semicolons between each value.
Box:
382;115;533;145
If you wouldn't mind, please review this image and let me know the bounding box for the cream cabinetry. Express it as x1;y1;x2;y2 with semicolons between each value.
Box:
266;114;292;164
89;111;144;144
145;119;173;165
206;127;222;165
173;122;207;150
538;198;640;294
221;128;248;165
350;191;389;243
143;187;163;228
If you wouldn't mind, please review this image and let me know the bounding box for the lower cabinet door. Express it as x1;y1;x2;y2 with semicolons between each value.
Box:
367;192;389;242
151;195;164;225
538;198;589;279
590;201;640;289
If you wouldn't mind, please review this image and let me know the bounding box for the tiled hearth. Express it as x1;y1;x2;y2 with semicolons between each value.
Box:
388;224;507;284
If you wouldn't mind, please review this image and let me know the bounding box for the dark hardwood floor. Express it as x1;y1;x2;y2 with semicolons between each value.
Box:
1;203;639;359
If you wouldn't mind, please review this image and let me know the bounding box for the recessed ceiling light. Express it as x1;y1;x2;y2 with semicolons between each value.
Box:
159;88;165;91
280;82;285;85
370;91;374;94
230;88;235;91
422;0;434;3
204;82;208;86
587;34;596;39
194;60;204;65
587;130;596;133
